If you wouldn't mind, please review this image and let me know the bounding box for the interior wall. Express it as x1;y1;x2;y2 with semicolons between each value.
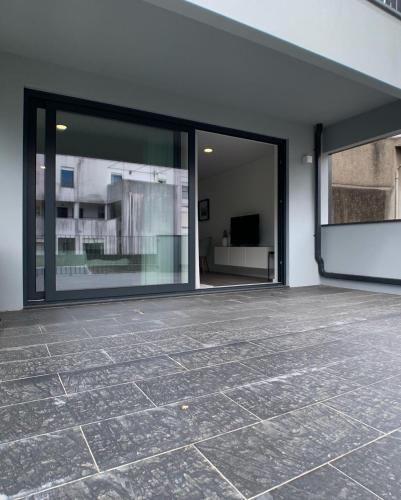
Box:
0;51;318;311
198;152;275;252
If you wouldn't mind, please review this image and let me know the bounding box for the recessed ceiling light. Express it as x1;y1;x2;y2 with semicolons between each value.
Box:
56;124;67;131
203;147;213;153
40;165;46;170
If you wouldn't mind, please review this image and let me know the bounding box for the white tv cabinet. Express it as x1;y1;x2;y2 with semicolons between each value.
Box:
214;246;273;269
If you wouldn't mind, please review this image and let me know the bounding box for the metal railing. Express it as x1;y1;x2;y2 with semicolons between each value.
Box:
369;0;401;17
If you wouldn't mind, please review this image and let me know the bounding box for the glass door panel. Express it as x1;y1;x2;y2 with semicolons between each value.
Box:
35;108;46;293
53;111;189;292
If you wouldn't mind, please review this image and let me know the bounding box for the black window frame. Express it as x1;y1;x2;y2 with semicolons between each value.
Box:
23;89;287;305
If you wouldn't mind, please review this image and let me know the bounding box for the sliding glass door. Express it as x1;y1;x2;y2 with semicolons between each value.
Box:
25;94;194;302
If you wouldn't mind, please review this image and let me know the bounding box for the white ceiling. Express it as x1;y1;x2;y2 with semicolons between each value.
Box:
0;0;395;125
197;130;274;180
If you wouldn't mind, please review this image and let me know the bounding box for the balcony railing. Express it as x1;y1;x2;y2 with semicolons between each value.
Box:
369;0;401;17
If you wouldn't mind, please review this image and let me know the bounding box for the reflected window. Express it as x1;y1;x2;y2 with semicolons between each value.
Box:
61;169;74;188
57;206;69;218
111;173;122;184
58;238;75;254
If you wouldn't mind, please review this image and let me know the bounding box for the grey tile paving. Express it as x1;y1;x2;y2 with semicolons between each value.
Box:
150;335;205;353
257;464;377;499
241;340;376;379
0;345;49;363
2;286;401;497
252;328;340;352
0;428;97;498
83;393;258;470
0;374;64;407
105;343;163;363
334;431;401;499
86;320;163;337
0;350;111;382
30;447;242;499
195;403;379;497
0;329;91;349
322;351;401;385
0;382;153;444
325;376;401;432
170;341;272;369
137;361;264;405
225;371;359;420
60;355;184;393
0;324;42;337
191;327;270;347
47;332;144;356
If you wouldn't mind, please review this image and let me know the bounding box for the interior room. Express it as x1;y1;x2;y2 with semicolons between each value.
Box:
197;130;278;288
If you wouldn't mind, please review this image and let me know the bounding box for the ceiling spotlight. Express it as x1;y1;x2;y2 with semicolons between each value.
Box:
203;147;213;153
40;165;46;170
56;124;67;131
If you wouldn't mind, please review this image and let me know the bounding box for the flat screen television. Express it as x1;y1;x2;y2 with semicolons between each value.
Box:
230;214;260;246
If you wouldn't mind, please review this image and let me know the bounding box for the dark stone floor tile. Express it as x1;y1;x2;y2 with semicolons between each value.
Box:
83;393;258;470
106;343;162;363
0;382;153;443
0;428;97;498
322;352;401;385
47;333;144;356
195;403;379;497
30;447;242;499
61;355;184;393
0;375;64;407
38;323;88;335
0;325;42;337
225;371;359;419
191;327;270;347
137;361;264;405
0;330;91;350
0;345;49;363
258;464;377;499
241;340;374;379
170;342;271;370
334;431;401;499
325;377;401;432
253;329;340;352
86;320;163;338
150;335;205;354
0;350;111;382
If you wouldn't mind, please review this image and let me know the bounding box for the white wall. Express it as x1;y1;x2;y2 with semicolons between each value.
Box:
148;0;401;98
0;51;318;311
198;153;275;250
321;222;401;279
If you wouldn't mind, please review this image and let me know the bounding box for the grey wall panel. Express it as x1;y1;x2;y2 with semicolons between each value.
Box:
321;222;401;279
323;100;401;153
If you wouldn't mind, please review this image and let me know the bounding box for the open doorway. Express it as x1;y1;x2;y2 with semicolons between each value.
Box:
197;130;278;288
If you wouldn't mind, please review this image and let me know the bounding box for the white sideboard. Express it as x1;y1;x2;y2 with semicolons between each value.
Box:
214;246;273;269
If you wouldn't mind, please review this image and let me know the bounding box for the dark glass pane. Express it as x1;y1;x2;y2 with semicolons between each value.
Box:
54;111;189;291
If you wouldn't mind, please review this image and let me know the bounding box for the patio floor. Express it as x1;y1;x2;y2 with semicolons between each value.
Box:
1;286;401;498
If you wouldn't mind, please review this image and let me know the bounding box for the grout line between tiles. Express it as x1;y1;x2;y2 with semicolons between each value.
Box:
248;426;401;499
102;350;116;364
57;373;68;396
133;382;157;408
193;445;247;499
329;463;383;499
221;392;262;422
80;426;100;473
165;354;188;371
319;401;384;434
